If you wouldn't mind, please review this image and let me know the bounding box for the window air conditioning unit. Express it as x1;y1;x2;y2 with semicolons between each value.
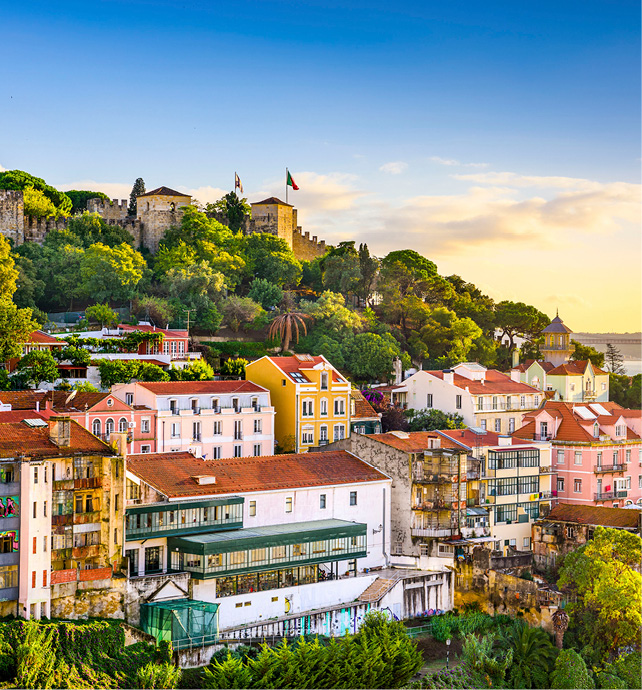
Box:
128;422;136;429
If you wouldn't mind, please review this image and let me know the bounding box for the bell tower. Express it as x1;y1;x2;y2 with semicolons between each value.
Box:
540;313;575;367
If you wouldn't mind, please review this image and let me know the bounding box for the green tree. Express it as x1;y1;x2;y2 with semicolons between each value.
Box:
0;300;39;363
67;212;134;247
11;254;45;311
495;300;551;351
0;169;72;216
550;649;594;689
132;296;174;328
168;359;216;381
407;408;466;431
220;358;248;377
604;343;625;375
0;236;19;299
243;233;302;287
497;621;557;688
56;346;91;367
207;191;251;232
134;661;182;689
247;278;283;310
65;189;111;215
380;249;438;297
323;251;361;297
85;303;119;328
571;340;605;368
609;373;641;408
300;257;324;293
343;332;408;383
357;243;380;304
22;187;58;218
268;312;310;352
221;296;263;332
301;291;362;335
128;177;146;216
16;350;59;387
558;526;641;657
80;243;146;303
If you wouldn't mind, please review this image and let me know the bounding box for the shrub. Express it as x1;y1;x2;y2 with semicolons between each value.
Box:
134;661;182;689
550;649;594;689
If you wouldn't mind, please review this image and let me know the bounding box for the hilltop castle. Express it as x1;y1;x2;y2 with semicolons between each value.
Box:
0;186;326;260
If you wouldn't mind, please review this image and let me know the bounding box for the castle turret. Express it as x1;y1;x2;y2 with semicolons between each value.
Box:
540;314;575;367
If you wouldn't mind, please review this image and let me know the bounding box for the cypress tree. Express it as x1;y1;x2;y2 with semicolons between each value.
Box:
128;177;146;216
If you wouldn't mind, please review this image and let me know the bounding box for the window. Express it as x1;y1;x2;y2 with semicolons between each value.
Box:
234;420;242;440
171;423;180;438
253;444;261;456
253;419;262;433
557;478;564;492
480;419;487;431
0;536;13;554
574;478;582;493
33;501;36;518
520;395;526;408
232;398;239;412
233;445;242;458
141;418;150;433
43;536;47;552
125;393;134;405
169;399;178;414
302;400;313;417
626;449;631;463
427;394;433;408
639;475;642;489
477;398;483;411
333;424;345;441
557;450;565;465
105;418;114;438
114;528;118;544
118;417;128;432
0;566;17;590
192;421;201;442
626;476;631;489
616;425;625;437
494;418;501;433
320;399;328;416
43;501;47;517
334;399;345;415
534;396;540;406
320;494;326;509
282;379;287;387
574;451;582;466
492;396;498;410
350;491;357;506
249;501;256;517
613;450;619;465
0;467;14;484
302;430;314;445
92;419;101;436
321;372;328;390
285;497;293;513
33;537;37;554
34;467;38;484
213;421;222;435
596;451;602;467
508;418;515;433
455;394;462;410
32;572;36;589
319;425;328;442
141;444;151;453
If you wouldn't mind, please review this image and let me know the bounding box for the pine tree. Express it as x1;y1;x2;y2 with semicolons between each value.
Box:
128;177;146;216
605;343;625;375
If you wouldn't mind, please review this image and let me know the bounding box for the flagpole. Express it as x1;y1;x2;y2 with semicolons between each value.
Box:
286;167;288;205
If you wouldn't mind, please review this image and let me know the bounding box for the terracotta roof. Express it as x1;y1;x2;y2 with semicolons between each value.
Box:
0;391;48;410
0;391;124;413
373;384;405;393
137;380;268;396
118;324;189;338
0;419;114;458
0;410;47;423
350;390;379;419
426;369;542;395
252;197;293;207
547;360;608;377
513;360;555;373
28;330;67;345
258;356;345;384
437;428;510;449
126;450;389;499
368;431;448;453
541;315;573;334
543;504;640;530
137;186;190;198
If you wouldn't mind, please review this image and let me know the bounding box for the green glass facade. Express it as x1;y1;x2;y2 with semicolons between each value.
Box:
139;599;219;649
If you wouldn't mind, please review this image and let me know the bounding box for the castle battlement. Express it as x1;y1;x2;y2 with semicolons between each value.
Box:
87;197;130;221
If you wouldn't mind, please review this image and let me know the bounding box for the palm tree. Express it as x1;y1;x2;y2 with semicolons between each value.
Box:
268;312;310;352
497;621;557;689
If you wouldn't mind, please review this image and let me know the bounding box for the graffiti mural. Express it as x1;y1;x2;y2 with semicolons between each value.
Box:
0;497;18;519
0;531;18;552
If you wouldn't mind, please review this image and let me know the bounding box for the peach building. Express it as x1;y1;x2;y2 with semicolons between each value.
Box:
111;381;274;460
514;401;642;508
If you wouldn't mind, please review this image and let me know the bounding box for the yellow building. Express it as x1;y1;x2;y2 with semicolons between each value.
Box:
245;355;351;452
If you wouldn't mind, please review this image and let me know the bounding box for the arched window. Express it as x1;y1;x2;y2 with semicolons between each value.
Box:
169;202;176;211
92;419;101;436
105;418;114;439
118;417;128;432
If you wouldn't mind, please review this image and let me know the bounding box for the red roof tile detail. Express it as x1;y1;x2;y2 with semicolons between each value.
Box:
547;360;608;377
126;450;388;498
137;380;267;395
28;330;67;345
427;369;542;395
368;431;445;453
544;504;640;529
350;391;379;419
137;186;190;198
0;419;114;457
118;324;189;338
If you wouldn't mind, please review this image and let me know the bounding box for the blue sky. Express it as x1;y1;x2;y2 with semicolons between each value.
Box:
2;0;640;330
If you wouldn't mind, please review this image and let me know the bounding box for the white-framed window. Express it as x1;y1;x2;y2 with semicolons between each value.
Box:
163;341;169;355
234;420;242;440
105;418;114;438
508;418;515;433
140;418;150;433
520;395;526;408
232;398;239;412
320;494;326;509
171;423;180;438
169;399;178;414
170;341;177;357
427;394;433;408
211;398;219;411
626;476;631;489
192;421;201;441
613;450;619;465
638;475;642;489
509;539;516;547
534;396;540;406
319;425;328;442
492;397;498;410
251;397;258;410
253;419;262;433
334;398;345;415
125;393;134;406
212;447;221;459
477;398;483;411
178;341;184;355
596;451;602;467
438;544;454;557
455;395;462;410
285;497;293;513
614;478;627;491
92;419;101;436
302;400;314;417
321;372;328;390
494;418;501;433
253;444;261;457
118;417;128;432
557;477;564;492
626;449;631;463
480;419;487;431
574;451;582;465
249;501;256;516
616;425;625;437
141;444;151;453
213;421;222;435
601;382;607;390
302;427;314;445
333;424;345;441
320;398;328;416
233;445;242;458
349;491;357;506
574;478;582;493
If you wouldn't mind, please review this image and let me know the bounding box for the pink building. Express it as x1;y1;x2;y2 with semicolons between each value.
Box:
515;401;642;508
111;381;275;459
0;391;157;454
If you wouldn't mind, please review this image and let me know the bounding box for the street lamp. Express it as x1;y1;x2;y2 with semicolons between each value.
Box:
446;637;451;669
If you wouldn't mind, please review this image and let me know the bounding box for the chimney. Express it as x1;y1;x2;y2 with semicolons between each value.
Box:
49;416;71;448
192;475;217;485
35;401;40;412
497;435;512;446
443;369;454;385
510;369;521;382
511;348;520;369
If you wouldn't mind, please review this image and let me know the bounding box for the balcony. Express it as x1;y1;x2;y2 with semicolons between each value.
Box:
412;472;452;485
539;466;554;474
192;434;202;443
533;433;553;441
53;479;74;491
72;545;100;559
594;490;627;501
461;526;490;538
466;469;480;480
74;510;101;524
411;527;454;538
412;500;453;512
539;491;555;499
74;477;102;490
52;514;73;526
594;464;625;474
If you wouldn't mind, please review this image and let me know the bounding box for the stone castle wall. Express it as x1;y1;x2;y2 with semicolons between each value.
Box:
292;227;326;261
87;198;129;222
0;190;24;245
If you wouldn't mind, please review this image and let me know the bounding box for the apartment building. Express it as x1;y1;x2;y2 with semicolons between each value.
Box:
245;355;351;452
396;362;543;435
513;359;609;404
112;381;274;459
350;390;382;436
514;401;642;508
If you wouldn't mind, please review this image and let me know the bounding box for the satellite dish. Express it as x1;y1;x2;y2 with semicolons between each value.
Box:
65;389;78;406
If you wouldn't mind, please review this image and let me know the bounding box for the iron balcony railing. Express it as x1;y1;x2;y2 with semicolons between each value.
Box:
594;490;627;501
593;464;625;474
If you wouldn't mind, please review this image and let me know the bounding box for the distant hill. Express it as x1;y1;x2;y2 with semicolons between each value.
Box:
574;333;642;361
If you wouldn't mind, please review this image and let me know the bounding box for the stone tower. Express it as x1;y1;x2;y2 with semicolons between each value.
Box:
136;186;191;252
540;314;575;367
250;197;296;247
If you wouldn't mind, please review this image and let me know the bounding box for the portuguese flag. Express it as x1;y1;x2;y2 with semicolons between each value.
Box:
286;170;299;190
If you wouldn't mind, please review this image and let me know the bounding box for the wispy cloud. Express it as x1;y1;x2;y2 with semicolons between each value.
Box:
430;156;488;168
379;161;408;175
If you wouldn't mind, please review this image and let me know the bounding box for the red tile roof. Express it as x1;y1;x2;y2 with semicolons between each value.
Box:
0;391;48;410
126;450;389;498
543;504;640;530
28;330;67;345
253;197;293;207
0;391;122;413
512;360;555;373
437;428;511;449
427;369;542;395
0;419;114;458
137;380;267;396
547;360;608;376
260;356;345;384
137;186;190;198
0;410;47;423
367;431;445;453
350;390;379;419
118;324;189;338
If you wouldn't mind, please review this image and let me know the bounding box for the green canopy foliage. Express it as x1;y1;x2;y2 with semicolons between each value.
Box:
0;169;72;216
65;190;111;215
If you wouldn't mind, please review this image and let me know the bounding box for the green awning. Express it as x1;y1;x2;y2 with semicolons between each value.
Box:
168;519;366;556
126;496;244;515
